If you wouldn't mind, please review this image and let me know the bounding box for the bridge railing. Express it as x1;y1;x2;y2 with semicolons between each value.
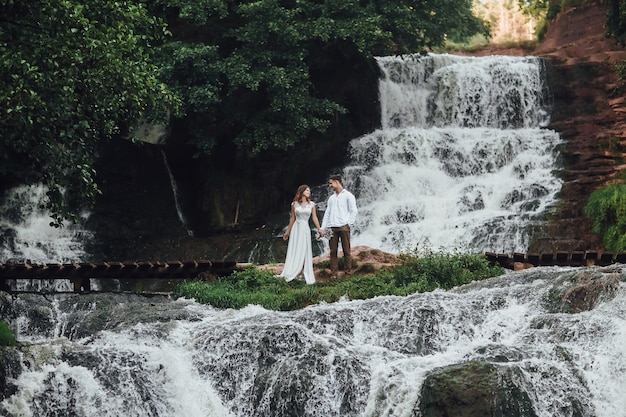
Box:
2;251;625;293
485;251;626;270
0;260;238;293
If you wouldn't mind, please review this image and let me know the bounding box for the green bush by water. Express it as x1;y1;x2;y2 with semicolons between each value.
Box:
0;321;16;346
174;251;505;311
583;182;626;252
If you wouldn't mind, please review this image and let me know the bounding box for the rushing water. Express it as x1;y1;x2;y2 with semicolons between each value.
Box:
0;185;93;292
161;150;194;237
1;265;625;417
343;54;562;254
0;185;91;264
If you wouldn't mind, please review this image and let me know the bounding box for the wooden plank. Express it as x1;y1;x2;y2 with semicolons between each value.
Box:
599;252;614;266
485;252;498;265
526;253;540;266
585;251;598;266
541;253;554;266
570;251;585;266
555;252;569;265
513;252;526;262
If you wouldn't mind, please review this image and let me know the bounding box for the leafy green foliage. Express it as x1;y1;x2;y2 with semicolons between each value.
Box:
615;61;626;121
152;0;489;154
518;0;551;18
606;0;626;44
173;251;504;311
518;0;597;20
391;248;504;291
0;0;178;225
583;183;626;252
0;321;16;346
616;60;626;86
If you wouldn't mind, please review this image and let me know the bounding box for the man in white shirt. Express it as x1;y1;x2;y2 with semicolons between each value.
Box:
321;174;358;278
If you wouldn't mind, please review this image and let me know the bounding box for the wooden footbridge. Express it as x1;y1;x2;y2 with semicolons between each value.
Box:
485;250;626;270
1;251;625;293
0;259;239;293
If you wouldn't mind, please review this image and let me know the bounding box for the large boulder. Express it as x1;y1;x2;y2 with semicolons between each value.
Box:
543;268;621;313
419;360;538;417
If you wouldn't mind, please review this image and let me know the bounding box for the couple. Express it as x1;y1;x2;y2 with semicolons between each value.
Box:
279;175;358;284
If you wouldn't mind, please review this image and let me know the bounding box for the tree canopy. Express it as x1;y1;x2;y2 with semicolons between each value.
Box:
152;0;489;154
606;0;626;44
0;0;177;225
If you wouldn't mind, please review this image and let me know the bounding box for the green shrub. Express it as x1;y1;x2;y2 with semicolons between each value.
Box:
174;250;504;311
390;249;503;291
583;183;626;252
616;60;626;87
0;321;16;346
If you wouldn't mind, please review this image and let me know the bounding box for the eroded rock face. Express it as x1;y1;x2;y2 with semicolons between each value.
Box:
529;4;626;253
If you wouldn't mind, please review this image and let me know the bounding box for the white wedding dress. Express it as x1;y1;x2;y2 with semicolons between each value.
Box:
279;202;316;284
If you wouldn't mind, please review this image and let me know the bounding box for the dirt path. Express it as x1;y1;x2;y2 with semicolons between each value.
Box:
258;245;402;281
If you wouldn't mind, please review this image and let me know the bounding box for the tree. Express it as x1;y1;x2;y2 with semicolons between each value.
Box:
152;0;489;155
475;0;536;42
0;0;178;225
606;0;626;45
517;0;549;18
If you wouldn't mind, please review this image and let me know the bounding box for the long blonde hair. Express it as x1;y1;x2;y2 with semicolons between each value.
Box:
292;184;311;203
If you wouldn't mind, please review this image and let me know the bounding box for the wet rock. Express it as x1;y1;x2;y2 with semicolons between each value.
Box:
544;268;621;313
0;347;21;401
419;360;538;417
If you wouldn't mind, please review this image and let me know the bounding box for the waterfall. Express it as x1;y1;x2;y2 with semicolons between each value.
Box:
0;185;92;291
343;54;561;254
1;265;625;417
161;150;194;237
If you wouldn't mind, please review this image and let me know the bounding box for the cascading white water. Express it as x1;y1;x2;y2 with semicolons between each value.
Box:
0;185;92;291
161;149;194;237
345;54;562;254
1;266;625;417
0;185;90;264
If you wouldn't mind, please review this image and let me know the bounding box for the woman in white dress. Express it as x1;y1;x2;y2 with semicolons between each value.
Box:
278;185;322;284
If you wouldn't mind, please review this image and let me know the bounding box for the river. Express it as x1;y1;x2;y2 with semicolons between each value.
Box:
1;265;625;416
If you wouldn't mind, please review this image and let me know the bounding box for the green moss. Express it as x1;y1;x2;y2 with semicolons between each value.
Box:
0;321;16;347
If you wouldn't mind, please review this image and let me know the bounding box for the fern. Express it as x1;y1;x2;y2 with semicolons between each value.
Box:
583;183;626;252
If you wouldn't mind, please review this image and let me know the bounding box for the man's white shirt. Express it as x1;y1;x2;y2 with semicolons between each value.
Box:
321;189;358;229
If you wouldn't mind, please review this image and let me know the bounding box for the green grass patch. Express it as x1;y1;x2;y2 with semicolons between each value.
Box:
174;250;505;311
